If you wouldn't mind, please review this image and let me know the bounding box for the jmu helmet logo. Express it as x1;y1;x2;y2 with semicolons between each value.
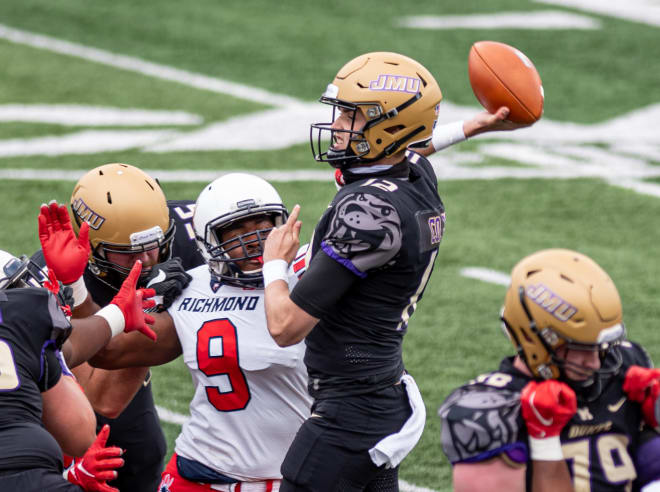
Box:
71;197;106;230
526;283;577;322
369;74;421;94
428;214;445;245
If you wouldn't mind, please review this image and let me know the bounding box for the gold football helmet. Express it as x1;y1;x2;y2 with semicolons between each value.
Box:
70;163;174;286
501;249;625;381
310;51;442;168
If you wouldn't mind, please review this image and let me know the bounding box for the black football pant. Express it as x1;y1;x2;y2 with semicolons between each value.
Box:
280;384;410;492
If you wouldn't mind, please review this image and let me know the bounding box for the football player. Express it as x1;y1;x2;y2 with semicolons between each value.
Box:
33;163;198;492
439;249;660;491
262;51;449;491
43;173;312;491
0;249;153;491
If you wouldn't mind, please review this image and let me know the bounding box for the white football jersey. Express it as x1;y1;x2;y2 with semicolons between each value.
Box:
168;256;311;481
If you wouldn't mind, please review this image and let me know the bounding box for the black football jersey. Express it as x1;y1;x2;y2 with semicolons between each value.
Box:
291;152;445;395
439;342;654;491
167;199;205;271
0;288;70;472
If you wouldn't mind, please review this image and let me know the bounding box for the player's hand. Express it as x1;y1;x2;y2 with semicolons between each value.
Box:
521;380;576;439
64;424;124;492
624;365;660;428
263;204;302;264
110;261;157;341
464;107;532;138
38;201;90;284
145;258;192;312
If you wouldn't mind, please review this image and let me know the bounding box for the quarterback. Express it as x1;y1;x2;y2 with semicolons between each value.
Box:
439;249;660;492
263;52;448;491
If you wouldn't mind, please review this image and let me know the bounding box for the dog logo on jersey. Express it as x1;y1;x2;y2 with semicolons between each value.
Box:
369;74;421;94
71;197;106;230
439;388;520;462
526;283;577;322
327;193;402;259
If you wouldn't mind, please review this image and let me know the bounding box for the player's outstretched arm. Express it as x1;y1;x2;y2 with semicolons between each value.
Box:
263;204;319;346
414;106;532;158
521;380;576;492
63;261;157;368
89;311;181;369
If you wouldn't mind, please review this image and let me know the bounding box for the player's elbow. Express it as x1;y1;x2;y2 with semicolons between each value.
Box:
272;330;299;347
269;316;311;347
267;322;294;347
94;401;124;419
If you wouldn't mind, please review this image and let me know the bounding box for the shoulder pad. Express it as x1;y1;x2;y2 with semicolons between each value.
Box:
619;340;654;369
439;384;523;464
405;149;437;184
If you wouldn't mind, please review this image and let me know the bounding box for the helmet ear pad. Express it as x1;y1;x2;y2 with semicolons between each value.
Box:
193;173;288;288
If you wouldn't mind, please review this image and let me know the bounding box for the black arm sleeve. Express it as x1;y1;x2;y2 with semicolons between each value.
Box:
290;249;358;319
38;347;63;392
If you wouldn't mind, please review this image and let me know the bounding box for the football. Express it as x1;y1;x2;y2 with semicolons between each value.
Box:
468;41;544;124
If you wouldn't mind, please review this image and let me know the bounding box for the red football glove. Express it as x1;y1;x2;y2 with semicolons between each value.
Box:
521;380;577;439
43;268;61;296
38;201;90;284
109;261;157;341
65;425;124;492
624;365;660;429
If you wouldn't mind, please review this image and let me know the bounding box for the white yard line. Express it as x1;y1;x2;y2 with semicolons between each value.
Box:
534;0;660;27
398;11;600;30
0;23;302;108
0;168;333;183
459;267;510;286
0;104;202;126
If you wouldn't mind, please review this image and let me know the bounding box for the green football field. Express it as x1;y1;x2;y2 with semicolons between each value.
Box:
0;1;659;490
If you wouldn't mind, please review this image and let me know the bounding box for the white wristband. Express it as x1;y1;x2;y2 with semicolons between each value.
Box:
529;436;564;461
96;304;125;338
67;277;89;307
431;120;466;151
263;259;288;287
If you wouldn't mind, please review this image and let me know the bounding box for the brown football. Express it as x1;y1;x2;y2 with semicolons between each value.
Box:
468;41;544;124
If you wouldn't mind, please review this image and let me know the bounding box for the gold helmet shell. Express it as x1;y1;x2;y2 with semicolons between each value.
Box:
70;163;174;283
311;52;442;167
501;249;624;380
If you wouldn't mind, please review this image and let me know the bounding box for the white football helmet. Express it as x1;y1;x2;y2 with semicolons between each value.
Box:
193;173;288;288
0;249;49;290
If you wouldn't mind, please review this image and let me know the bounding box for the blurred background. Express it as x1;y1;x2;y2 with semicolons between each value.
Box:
0;1;659;489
